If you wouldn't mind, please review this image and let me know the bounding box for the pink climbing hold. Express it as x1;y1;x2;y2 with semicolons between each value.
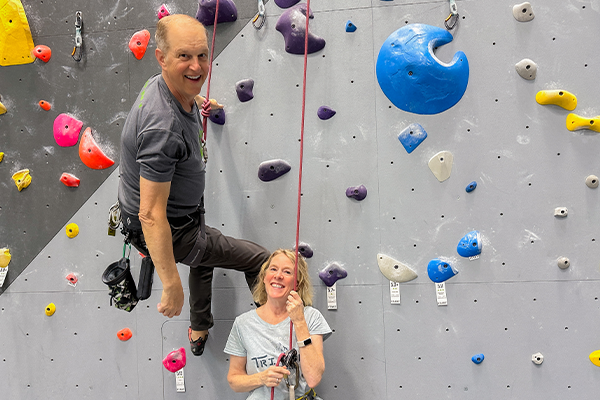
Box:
53;114;83;147
129;30;151;60
163;347;186;373
60;173;80;187
79;127;115;170
157;4;170;19
33;45;52;62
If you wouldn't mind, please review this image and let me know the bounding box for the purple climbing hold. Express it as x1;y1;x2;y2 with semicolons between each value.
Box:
295;242;314;258
317;106;336;120
276;4;326;55
275;0;301;8
196;0;237;26
236;79;254;102
258;159;292;182
319;262;347;287
346;185;367;201
209;108;226;125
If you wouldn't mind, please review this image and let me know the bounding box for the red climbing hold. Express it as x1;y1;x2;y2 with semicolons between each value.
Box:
129;30;150;60
79;127;115;170
65;273;78;286
117;328;133;341
38;100;51;111
33;45;52;62
60;172;80;187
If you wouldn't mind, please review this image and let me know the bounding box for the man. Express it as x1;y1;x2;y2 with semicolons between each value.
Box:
118;14;269;356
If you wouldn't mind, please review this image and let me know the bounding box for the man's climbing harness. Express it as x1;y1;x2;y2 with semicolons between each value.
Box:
71;11;83;62
444;0;459;30
252;0;266;30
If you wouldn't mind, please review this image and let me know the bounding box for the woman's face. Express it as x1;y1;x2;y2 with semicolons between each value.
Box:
263;253;295;302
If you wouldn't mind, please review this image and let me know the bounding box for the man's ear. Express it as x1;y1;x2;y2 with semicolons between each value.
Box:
155;48;166;68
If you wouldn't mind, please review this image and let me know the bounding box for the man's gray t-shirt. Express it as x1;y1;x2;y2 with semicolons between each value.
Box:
118;74;205;220
224;307;332;399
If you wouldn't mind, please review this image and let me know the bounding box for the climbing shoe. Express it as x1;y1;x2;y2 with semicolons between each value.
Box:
188;327;208;356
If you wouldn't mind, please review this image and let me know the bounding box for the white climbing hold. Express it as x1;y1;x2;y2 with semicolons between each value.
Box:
532;352;543;365
515;58;537;80
377;254;418;283
553;207;568;218
557;257;570;269
513;2;534;22
428;151;454;182
585;175;599;188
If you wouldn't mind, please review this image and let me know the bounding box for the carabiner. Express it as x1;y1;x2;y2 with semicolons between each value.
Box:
72;11;83;62
252;0;266;30
444;0;459;30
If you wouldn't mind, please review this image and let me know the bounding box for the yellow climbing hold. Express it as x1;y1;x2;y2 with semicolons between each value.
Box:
0;101;6;114
12;169;31;191
0;248;10;268
566;113;600;133
0;0;36;66
65;223;79;238
0;152;4;162
589;350;600;367
535;90;577;111
45;303;56;316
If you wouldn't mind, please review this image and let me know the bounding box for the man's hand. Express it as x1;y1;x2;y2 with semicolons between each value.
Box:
157;284;185;318
195;95;223;117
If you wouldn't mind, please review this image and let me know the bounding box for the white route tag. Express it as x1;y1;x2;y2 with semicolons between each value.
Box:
469;255;480;261
390;281;401;304
436;282;447;306
175;369;185;392
327;283;337;310
0;267;7;287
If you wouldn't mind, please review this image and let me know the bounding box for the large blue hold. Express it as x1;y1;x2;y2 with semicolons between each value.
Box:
427;258;458;283
376;24;469;115
457;230;482;258
398;123;427;153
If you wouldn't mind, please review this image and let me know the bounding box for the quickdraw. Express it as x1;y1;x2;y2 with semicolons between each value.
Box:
252;0;266;30
72;11;83;62
444;0;459;30
107;200;121;236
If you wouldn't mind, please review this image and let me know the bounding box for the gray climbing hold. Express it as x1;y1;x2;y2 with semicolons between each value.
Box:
586;175;599;188
196;0;238;26
295;242;314;258
345;20;357;32
276;4;326;55
428;151;454;182
398;123;427;154
557;257;570;269
554;207;568;218
317;106;336;120
258;159;292;182
275;0;300;8
209;108;226;125
346;185;367;201
532;352;543;365
236;79;254;102
319;262;347;287
513;2;534;22
377;254;418;283
515;59;537;80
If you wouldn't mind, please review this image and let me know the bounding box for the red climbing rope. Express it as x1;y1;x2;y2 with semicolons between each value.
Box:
201;0;220;142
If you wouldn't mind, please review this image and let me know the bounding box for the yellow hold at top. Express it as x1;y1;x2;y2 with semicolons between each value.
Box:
0;0;35;66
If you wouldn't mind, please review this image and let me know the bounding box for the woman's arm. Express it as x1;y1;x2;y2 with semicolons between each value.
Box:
227;355;290;393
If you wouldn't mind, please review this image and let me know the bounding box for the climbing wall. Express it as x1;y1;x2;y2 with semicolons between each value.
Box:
1;0;599;399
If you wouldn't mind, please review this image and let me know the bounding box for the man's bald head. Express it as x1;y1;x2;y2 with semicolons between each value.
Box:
155;14;208;54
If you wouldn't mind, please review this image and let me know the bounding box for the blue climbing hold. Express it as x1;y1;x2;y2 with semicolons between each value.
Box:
376;24;469;115
427;258;458;283
345;20;357;32
319;262;347;287
472;354;485;364
258;159;292;182
457;231;482;258
398;123;427;154
465;181;477;193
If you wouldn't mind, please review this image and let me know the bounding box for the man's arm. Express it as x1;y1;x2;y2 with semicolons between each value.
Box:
138;176;184;318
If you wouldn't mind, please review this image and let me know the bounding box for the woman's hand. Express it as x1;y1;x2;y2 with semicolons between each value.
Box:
286;290;305;324
259;366;290;387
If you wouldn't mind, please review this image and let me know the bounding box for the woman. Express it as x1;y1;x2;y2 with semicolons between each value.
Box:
225;249;332;399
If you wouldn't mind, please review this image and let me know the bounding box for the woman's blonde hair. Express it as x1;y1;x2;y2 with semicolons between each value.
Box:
252;249;313;307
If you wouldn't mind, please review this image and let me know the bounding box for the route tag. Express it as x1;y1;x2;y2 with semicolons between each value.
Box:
436;282;448;306
390;281;401;304
0;267;7;287
327;283;337;310
175;369;185;393
469;255;480;261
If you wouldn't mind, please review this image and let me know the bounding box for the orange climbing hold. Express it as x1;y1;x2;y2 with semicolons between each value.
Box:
128;30;150;60
60;172;80;187
38;100;51;111
32;45;51;62
79;127;115;170
117;328;133;341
